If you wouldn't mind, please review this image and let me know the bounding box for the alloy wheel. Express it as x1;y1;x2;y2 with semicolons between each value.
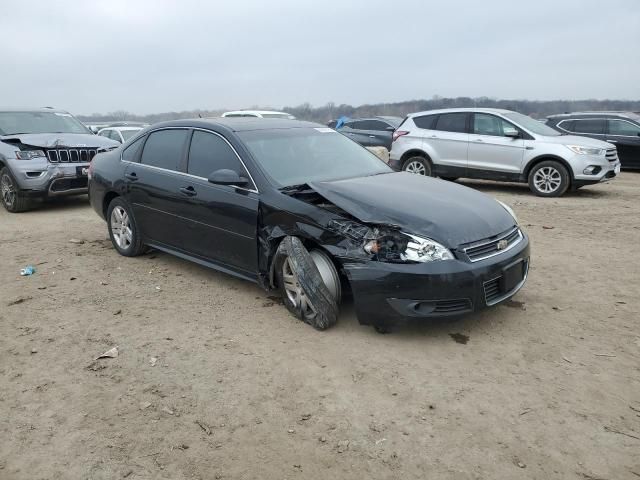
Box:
282;257;317;320
533;166;562;193
110;206;133;250
1;174;16;208
404;160;427;175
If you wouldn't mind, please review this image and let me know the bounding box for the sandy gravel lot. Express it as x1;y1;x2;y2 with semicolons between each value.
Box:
1;174;639;479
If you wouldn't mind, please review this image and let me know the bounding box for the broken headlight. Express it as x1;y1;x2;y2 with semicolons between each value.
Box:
15;150;46;160
364;232;453;263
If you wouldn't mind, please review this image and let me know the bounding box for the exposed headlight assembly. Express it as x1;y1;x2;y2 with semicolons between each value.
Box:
497;200;518;224
364;232;453;263
15;150;46;160
566;145;604;156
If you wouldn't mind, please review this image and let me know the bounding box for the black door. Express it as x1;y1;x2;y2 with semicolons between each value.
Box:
176;129;259;276
340;119;394;149
606;119;640;169
124;128;191;249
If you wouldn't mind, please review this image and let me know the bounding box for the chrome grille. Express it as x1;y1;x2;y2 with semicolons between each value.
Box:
462;227;523;262
605;148;618;162
47;148;97;163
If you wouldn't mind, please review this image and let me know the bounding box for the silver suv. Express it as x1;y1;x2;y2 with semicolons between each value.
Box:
389;108;621;196
0;108;119;212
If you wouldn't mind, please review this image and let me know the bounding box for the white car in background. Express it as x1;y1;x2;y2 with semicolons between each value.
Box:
221;110;296;120
389;108;621;197
97;126;145;144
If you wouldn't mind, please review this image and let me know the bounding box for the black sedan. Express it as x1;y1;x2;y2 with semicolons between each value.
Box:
88;118;530;332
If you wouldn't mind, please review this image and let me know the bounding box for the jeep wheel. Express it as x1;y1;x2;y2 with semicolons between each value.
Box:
107;197;146;257
274;236;339;330
0;167;31;213
528;161;570;197
402;156;432;176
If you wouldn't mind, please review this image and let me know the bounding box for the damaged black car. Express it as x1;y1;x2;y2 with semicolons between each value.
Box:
88;118;530;331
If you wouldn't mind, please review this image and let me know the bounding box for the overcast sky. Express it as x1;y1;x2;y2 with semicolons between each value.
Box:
2;0;639;115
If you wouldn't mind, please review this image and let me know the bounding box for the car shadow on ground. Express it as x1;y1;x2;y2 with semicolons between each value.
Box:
454;179;614;199
22;195;91;213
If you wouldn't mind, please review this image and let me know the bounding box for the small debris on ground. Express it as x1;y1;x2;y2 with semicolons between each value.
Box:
149;357;158;367
161;406;174;415
562;356;573;364
20;266;36;276
517;461;526;468
139;401;152;410
8;297;32;306
542;225;554;230
30;348;38;354
449;333;469;345
336;440;350;453
113;309;122;315
505;299;526;310
70;277;77;281
196;420;212;435
69;238;85;245
95;346;119;360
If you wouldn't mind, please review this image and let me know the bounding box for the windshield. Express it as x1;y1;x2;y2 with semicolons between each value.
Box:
121;129;141;141
502;111;561;136
239;128;392;187
0;111;90;135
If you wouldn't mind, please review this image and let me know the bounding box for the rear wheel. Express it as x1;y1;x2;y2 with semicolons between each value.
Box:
402;156;432;176
0;167;32;213
107;197;146;256
528;161;570;197
274;236;339;330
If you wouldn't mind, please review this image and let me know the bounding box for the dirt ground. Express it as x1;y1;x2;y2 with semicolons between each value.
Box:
1;173;639;480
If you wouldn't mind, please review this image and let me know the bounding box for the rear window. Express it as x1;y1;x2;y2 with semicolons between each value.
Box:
140;129;189;171
413;115;436;130
572;119;605;135
434;113;467;133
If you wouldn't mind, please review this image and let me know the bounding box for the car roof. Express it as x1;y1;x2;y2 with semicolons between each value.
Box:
407;107;514;117
222;110;292;116
547;111;640;121
151;117;322;132
0;107;71;114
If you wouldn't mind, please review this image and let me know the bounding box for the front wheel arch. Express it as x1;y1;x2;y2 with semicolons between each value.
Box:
523;155;574;182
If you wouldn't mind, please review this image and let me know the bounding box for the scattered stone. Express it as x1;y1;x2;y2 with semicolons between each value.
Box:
140;401;152;410
196;420;212;435
122;469;133;478
95;346;119;360
542;225;554;230
336;440;350;453
517;461;526;468
113;309;122;316
449;333;469;344
288;429;295;434
70;277;77;281
161;406;174;415
8;297;32;306
69;238;85;244
319;436;327;443
30;348;38;354
299;413;312;421
149;357;158;367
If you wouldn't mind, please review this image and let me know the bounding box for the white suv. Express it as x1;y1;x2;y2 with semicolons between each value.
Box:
389;108;621;196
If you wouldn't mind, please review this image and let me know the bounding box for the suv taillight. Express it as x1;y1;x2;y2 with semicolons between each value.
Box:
392;130;409;142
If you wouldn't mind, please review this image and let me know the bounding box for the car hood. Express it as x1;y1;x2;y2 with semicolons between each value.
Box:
0;133;119;149
539;134;613;149
308;172;516;247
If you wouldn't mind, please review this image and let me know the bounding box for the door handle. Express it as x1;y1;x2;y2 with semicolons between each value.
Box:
179;186;197;197
125;172;138;181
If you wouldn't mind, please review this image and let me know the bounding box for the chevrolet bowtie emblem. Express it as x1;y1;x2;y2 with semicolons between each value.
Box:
497;239;508;250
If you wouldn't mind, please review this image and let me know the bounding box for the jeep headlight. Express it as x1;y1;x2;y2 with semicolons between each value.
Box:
566;145;604;156
497;200;518;224
15;150;46;160
364;232;453;263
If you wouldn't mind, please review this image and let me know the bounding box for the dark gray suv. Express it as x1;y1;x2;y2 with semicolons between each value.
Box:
546;112;640;170
0;108;119;212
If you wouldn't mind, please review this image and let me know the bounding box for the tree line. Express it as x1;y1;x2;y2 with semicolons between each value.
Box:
79;96;640;124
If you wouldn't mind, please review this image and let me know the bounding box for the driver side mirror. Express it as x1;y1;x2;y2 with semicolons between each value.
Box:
504;127;520;138
208;169;249;186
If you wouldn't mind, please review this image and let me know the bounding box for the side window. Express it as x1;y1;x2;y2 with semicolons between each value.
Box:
608;119;640;136
557;120;575;132
413;115;436;130
572;119;605;135
140;129;189;171
121;136;145;162
359;120;389;131
109;130;122;143
187;130;251;182
98;129;110;137
434;113;467;133
472;113;517;137
346;120;367;130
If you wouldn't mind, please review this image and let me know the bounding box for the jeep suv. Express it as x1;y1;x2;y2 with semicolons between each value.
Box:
546;112;640;170
389;108;621;197
0;108;119;212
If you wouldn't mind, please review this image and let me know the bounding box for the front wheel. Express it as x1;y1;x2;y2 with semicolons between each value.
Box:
107;197;146;256
274;237;339;330
0;167;32;212
402;156;432;176
528;161;570;197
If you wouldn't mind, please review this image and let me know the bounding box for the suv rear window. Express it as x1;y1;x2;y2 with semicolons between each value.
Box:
572;119;605;135
413;115;436;130
434;113;467;133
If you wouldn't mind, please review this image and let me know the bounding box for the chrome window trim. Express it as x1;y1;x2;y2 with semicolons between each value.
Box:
120;126;259;194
